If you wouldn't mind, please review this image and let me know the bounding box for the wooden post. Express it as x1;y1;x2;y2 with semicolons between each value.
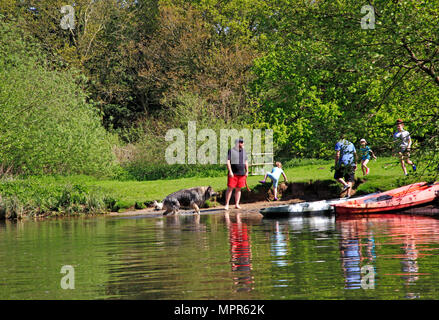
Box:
250;152;274;175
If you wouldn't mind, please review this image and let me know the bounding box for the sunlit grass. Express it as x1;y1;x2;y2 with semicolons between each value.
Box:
85;156;408;204
0;156;422;215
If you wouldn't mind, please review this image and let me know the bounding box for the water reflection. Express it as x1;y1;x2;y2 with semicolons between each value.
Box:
102;213;211;299
338;219;377;289
3;210;439;299
224;212;254;292
337;214;439;298
386;216;438;299
401;235;420;299
271;221;289;267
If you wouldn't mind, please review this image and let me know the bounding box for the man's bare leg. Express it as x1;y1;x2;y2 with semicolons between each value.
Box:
225;187;234;210
346;181;353;197
337;178;349;188
235;189;242;209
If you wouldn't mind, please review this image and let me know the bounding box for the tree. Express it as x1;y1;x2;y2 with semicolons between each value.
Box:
0;20;117;175
133;4;257;122
250;0;439;159
10;0;160;129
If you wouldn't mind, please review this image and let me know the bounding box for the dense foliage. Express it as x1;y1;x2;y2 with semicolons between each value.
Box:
1;0;438;178
0;21;118;176
251;0;439;159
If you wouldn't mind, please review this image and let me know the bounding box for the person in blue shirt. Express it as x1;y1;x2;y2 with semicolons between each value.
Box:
259;161;288;200
359;138;377;176
334;135;357;197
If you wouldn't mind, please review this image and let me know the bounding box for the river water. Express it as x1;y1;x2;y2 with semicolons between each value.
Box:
1;210;439;300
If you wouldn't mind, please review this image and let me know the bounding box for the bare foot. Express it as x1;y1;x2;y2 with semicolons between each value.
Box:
224;205;229;210
235;204;242;209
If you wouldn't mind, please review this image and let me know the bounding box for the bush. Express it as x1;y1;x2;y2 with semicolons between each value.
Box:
0;176;111;219
119;162;226;181
113;92;253;180
281;158;332;168
0;196;24;219
0;21;118;176
134;201;147;209
113;200;134;212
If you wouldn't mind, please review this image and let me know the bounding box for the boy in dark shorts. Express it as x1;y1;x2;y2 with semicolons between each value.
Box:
225;138;248;210
393;119;416;176
334;135;357;197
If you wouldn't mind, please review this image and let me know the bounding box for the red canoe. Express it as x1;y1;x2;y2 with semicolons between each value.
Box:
334;182;439;215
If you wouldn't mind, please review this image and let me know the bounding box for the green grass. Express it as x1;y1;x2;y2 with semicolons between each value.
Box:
0;157;422;217
84;156;408;203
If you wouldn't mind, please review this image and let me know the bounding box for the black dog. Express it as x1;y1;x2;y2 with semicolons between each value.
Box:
154;186;217;215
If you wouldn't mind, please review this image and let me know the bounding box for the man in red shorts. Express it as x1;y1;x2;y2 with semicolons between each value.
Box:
225;138;248;210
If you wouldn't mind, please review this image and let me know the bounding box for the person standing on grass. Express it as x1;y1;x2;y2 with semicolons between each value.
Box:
334;134;357;197
393;119;416;176
359;139;377;176
259;161;288;201
225;138;248;210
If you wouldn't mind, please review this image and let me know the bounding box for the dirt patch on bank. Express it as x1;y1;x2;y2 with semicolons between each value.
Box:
216;179;365;203
107;197;302;220
111;179;366;218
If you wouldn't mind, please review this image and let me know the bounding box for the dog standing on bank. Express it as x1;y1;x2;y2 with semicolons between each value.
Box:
154;186;217;215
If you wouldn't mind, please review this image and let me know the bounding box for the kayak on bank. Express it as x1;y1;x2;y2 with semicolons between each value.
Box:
334;182;439;215
260;192;379;217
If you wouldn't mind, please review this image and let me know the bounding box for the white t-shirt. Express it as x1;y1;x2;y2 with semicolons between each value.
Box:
270;167;284;180
393;130;411;150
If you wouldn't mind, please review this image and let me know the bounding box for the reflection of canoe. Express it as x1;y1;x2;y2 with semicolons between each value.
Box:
334;182;439;215
260;198;348;216
260;193;377;217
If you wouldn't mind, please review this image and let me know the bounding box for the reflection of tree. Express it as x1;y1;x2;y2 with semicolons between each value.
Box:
103;214;209;299
225;212;254;292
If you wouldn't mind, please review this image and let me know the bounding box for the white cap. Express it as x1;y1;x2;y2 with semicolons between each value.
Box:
360;138;366;143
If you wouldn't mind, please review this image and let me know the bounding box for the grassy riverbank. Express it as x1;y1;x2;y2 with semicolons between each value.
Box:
0;157;423;219
92;156;407;203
